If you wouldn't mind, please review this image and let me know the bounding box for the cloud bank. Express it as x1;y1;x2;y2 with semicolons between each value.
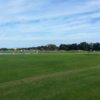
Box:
0;0;100;47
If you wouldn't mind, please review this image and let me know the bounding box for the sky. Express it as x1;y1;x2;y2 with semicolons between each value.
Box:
0;0;100;48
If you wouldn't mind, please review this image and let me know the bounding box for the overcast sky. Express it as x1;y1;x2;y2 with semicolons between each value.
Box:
0;0;100;48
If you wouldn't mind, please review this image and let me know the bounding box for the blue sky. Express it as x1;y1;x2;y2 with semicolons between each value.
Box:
0;0;100;48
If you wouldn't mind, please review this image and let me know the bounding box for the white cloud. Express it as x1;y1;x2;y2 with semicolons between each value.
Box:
0;0;100;47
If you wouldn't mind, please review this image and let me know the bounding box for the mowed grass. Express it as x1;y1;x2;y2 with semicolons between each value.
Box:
0;53;100;100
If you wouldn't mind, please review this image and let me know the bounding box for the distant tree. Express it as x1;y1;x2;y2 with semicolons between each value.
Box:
0;48;8;51
59;44;69;50
70;43;78;50
89;43;94;51
46;44;58;50
78;42;90;51
93;43;100;51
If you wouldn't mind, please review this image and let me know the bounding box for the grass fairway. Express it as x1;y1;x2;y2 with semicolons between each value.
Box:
0;53;100;100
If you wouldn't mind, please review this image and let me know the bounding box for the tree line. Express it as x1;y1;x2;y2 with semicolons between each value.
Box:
36;42;100;51
0;42;100;51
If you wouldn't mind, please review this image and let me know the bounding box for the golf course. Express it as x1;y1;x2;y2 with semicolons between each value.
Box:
0;53;100;100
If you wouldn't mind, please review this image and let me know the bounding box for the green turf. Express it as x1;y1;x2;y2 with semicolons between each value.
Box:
0;53;100;100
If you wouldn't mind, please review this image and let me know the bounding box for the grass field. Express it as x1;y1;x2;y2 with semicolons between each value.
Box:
0;53;100;100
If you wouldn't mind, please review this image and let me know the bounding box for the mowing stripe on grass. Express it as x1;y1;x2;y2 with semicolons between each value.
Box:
0;66;100;88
